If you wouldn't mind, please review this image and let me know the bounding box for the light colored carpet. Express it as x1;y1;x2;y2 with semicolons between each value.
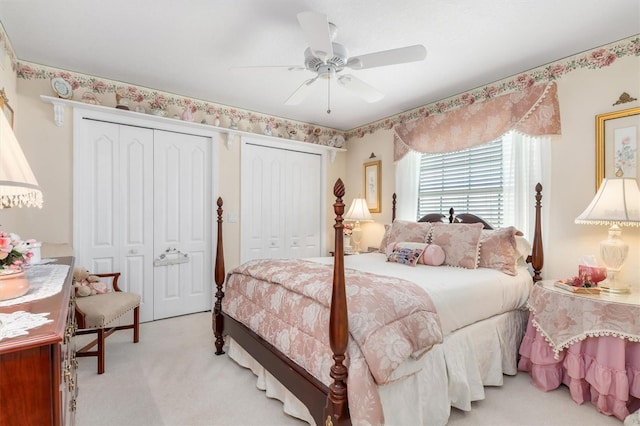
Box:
75;312;622;426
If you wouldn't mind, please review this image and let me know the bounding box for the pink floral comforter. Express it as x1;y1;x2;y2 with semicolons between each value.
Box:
224;258;443;425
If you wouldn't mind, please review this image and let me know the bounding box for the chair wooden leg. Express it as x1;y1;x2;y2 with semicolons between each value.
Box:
97;328;105;374
133;306;140;343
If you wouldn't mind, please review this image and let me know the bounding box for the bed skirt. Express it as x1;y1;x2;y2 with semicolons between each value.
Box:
227;308;528;426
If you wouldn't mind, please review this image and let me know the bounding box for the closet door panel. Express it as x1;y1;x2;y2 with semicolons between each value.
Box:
241;144;286;262
76;120;120;272
119;125;155;321
286;151;321;258
75;115;215;324
153;130;212;320
266;155;286;258
241;141;322;262
242;153;265;262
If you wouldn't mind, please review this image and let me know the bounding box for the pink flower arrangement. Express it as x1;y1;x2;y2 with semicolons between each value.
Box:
0;232;33;271
343;224;353;236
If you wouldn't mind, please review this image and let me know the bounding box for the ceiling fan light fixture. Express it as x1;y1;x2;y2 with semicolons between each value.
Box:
318;65;336;80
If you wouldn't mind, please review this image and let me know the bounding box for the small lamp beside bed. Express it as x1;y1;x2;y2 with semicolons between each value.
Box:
345;197;373;253
575;177;640;294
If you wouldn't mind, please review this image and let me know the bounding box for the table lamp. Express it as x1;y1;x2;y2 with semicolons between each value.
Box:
345;198;373;253
575;178;640;293
0;110;43;209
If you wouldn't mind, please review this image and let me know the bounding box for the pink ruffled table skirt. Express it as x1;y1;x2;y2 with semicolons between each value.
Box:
519;313;640;420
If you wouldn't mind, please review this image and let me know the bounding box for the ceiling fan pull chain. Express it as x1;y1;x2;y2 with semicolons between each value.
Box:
327;78;331;114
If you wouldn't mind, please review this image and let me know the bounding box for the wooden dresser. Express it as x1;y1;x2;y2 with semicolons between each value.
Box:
0;257;77;426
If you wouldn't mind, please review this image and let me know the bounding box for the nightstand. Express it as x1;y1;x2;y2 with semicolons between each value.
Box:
518;280;640;421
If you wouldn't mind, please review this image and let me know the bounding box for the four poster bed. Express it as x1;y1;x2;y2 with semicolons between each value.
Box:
213;179;544;426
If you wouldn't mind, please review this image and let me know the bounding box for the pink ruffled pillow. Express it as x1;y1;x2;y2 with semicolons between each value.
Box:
429;222;483;269
478;227;521;275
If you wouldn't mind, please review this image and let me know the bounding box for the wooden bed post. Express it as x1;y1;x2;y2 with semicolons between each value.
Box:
392;193;397;222
214;197;226;355
324;179;351;426
530;183;544;282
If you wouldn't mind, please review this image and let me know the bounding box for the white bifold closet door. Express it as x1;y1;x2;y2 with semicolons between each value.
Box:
241;142;322;263
75;119;212;322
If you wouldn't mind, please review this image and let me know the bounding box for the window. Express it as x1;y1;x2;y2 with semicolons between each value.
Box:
417;139;504;227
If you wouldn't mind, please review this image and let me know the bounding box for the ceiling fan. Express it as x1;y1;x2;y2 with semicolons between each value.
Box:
239;11;427;113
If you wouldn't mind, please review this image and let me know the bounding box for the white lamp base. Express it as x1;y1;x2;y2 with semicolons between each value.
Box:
351;220;362;254
599;224;630;294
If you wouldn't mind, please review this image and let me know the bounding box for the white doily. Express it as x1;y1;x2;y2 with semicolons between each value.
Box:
0;264;70;307
0;311;52;342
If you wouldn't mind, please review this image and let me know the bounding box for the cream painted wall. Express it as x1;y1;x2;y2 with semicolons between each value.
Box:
345;55;640;287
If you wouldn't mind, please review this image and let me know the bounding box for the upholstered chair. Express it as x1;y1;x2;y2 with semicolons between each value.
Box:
74;272;140;374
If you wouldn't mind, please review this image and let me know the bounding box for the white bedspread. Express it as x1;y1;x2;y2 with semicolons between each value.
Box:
310;253;532;335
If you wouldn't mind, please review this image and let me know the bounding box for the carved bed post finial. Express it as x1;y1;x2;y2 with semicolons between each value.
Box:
392;193;397;222
324;178;350;425
449;207;455;224
213;197;226;355
531;183;544;282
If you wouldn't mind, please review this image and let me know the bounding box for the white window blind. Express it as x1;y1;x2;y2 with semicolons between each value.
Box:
417;139;504;227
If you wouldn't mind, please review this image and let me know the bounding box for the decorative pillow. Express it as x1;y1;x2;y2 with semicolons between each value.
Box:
429;222;483;269
386;242;426;266
478;227;520;275
387;220;432;246
388;241;445;266
419;244;446;266
378;224;392;253
515;235;532;259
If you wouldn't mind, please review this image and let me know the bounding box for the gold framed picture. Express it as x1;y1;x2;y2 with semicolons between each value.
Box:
595;106;640;191
0;88;14;128
363;160;381;213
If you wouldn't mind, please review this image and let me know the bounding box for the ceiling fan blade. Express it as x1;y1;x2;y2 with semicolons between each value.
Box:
337;74;384;103
230;65;306;72
297;11;334;61
347;44;427;70
285;77;318;105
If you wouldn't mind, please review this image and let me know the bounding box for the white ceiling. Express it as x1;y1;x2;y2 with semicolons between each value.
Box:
0;0;638;130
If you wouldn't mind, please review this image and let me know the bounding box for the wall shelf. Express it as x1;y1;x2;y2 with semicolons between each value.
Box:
40;95;346;162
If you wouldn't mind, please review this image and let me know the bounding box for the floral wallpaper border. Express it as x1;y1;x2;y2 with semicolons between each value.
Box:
345;35;640;139
1;20;638;144
16;60;342;144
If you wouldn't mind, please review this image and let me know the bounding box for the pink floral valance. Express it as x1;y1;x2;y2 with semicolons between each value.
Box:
393;82;561;161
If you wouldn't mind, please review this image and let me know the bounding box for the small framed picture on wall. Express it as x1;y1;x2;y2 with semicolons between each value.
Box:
596;106;640;191
363;160;381;213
